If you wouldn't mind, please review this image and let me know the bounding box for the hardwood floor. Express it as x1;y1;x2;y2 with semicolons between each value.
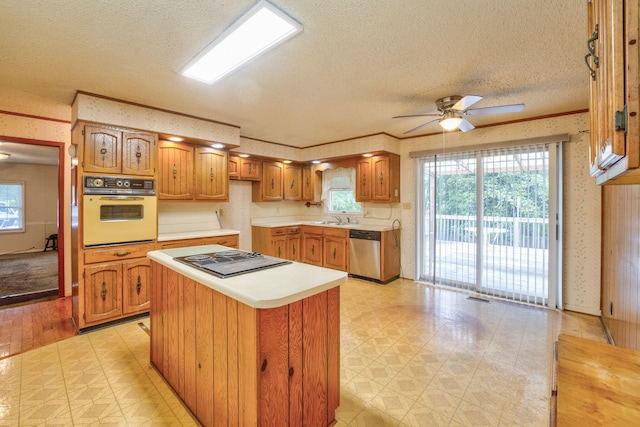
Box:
0;296;76;360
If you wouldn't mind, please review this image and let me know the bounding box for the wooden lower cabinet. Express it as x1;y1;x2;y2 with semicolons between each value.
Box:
322;228;348;271
74;242;154;329
150;261;340;427
252;226;300;261
302;227;324;266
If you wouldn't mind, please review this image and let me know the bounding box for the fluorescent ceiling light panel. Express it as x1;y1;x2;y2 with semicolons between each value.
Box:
181;0;302;84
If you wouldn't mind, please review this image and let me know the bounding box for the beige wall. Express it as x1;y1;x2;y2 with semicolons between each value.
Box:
0;163;58;254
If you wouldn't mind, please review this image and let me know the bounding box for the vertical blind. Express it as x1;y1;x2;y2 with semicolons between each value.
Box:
417;143;558;306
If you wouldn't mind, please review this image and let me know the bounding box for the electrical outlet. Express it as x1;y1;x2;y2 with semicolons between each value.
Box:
402;202;411;210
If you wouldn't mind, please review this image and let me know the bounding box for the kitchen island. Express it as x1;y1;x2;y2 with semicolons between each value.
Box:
147;245;347;427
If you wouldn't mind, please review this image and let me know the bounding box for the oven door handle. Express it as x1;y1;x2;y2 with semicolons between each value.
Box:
98;196;146;201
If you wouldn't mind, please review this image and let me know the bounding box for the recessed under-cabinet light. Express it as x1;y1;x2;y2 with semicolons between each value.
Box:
211;143;225;149
239;154;250;158
168;136;184;142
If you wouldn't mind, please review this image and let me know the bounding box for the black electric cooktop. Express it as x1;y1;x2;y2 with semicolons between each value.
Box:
173;250;291;278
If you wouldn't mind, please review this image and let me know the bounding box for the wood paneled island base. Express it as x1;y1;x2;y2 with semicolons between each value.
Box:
150;261;341;427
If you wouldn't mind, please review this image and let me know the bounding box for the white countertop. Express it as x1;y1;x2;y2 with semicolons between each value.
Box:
157;229;240;242
252;221;398;232
147;245;347;309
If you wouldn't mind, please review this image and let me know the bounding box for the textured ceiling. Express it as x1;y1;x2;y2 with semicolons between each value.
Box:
0;0;588;148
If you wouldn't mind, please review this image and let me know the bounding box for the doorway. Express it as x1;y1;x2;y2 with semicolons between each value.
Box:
0;137;65;305
416;142;561;307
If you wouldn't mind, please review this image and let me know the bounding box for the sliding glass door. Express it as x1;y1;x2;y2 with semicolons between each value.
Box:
417;143;561;307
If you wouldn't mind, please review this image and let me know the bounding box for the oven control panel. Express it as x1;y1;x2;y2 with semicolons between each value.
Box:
83;176;156;195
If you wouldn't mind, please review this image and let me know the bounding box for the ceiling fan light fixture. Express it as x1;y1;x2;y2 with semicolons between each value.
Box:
439;113;462;131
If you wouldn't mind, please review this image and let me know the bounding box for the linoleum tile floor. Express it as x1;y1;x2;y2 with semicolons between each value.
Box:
0;278;606;426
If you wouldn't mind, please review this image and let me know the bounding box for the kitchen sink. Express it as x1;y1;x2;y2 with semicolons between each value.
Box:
310;221;350;226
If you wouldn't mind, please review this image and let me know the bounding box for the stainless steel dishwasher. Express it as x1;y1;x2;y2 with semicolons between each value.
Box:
349;230;381;281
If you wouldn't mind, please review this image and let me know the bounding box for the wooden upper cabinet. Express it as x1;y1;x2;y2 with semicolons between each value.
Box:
302;165;315;202
122;132;156;176
195;147;228;200
158;141;194;199
356;157;373;201
83;125;156;176
229;156;261;181
588;0;640;184
356;153;400;202
284;163;302;201
253;161;284;201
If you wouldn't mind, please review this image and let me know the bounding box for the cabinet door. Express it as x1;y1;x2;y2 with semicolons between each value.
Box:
271;235;288;259
122;258;151;314
591;0;626;170
302;165;315;202
356;157;372;202
195;147;228;200
302;233;323;266
262;161;284;201
158;141;194;199
258;306;290;426
288;234;301;262
241;158;262;180
228;156;241;179
323;236;347;271
83;126;122;174
372;155;390;201
84;262;122;324
122;132;156;176
284;164;302;201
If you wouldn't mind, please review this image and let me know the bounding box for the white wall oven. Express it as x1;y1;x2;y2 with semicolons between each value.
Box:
83;176;157;246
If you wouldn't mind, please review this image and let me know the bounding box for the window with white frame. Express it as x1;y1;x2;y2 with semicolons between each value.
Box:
0;182;24;231
321;167;362;214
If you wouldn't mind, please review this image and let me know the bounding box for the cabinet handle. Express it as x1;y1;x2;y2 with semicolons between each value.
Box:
306;177;309;187
271;178;275;189
248;164;253;175
292;244;296;255
136;276;142;295
115;251;131;257
333;247;337;259
278;247;281;258
311;244;315;255
585;24;599;79
173;164;177;179
101;282;107;301
217;240;227;245
362;174;366;185
290;180;295;189
100;148;107;155
289;367;294;376
261;359;268;372
379;171;384;186
210;167;214;179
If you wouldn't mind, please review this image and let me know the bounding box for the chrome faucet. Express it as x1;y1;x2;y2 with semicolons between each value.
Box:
333;215;342;224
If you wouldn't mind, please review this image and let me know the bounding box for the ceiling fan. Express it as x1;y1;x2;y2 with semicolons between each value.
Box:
393;95;525;134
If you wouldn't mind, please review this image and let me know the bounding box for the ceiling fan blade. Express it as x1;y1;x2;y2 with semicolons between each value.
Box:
392;113;440;119
458;118;475;132
404;119;440;134
452;95;483;111
464;103;525;116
